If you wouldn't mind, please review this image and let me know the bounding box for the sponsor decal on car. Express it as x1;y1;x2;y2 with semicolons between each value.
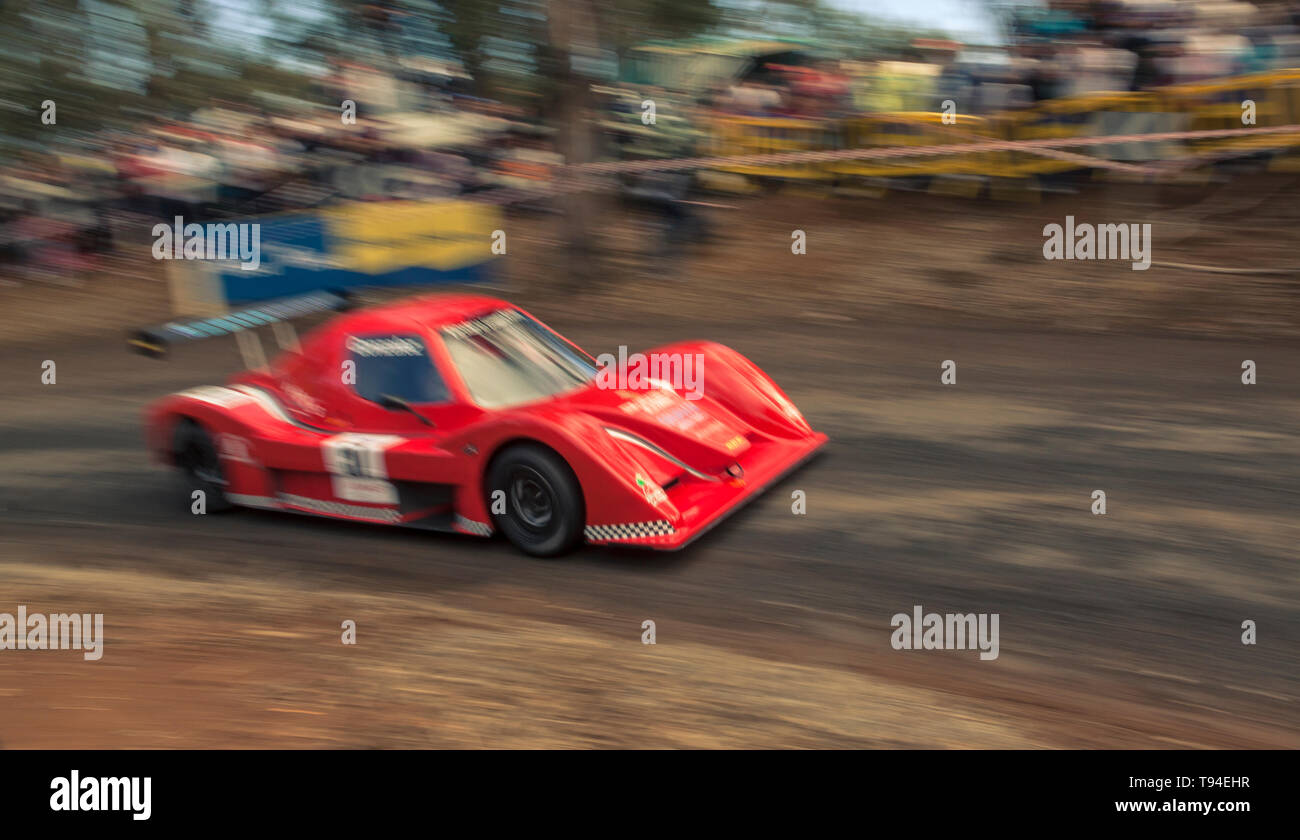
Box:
619;390;730;438
217;434;256;465
346;336;425;357
635;473;668;507
618;389;677;415
285;383;326;417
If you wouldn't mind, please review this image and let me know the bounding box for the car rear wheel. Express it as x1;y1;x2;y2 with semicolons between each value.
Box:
173;419;233;512
487;444;584;557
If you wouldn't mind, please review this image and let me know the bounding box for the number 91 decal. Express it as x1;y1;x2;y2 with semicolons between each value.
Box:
322;434;405;504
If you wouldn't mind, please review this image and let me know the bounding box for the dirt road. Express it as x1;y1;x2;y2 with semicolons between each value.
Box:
2;303;1297;747
2;185;1298;747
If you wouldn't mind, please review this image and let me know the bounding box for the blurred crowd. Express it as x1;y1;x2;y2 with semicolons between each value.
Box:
708;1;1300;117
4;0;1300;284
0;71;559;283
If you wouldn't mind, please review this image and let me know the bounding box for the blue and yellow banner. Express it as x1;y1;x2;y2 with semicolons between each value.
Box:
214;199;501;305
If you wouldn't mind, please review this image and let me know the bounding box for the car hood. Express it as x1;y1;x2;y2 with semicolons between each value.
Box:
548;382;750;480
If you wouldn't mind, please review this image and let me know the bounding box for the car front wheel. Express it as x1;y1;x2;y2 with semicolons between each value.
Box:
487;444;584;557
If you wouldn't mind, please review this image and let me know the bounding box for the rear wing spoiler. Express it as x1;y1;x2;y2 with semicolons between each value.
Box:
128;289;354;361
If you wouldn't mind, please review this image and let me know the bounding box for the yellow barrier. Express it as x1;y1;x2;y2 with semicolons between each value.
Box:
703;68;1300;183
832;113;992;178
1162;69;1300;159
707;117;840;180
995;91;1179;177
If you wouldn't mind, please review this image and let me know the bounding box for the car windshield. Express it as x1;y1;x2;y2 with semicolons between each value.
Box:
441;309;596;409
346;334;450;404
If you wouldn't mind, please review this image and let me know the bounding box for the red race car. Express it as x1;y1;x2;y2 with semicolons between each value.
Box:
135;292;826;556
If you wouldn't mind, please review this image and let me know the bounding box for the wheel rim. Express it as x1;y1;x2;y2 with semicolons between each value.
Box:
509;467;554;531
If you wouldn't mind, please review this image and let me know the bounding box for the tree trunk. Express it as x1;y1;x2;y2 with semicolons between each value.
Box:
547;0;600;287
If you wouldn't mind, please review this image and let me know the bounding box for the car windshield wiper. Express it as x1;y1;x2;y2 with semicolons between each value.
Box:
377;394;435;427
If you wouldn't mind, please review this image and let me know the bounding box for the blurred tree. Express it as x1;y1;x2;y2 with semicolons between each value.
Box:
0;0;140;149
0;0;320;158
435;0;722;281
439;0;513;97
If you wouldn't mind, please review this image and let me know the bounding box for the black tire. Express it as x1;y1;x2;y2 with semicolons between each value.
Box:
172;419;233;513
486;443;584;557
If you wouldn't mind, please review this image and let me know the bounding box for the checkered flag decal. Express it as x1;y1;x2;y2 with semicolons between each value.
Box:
455;515;493;536
279;493;401;522
584;520;675;542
